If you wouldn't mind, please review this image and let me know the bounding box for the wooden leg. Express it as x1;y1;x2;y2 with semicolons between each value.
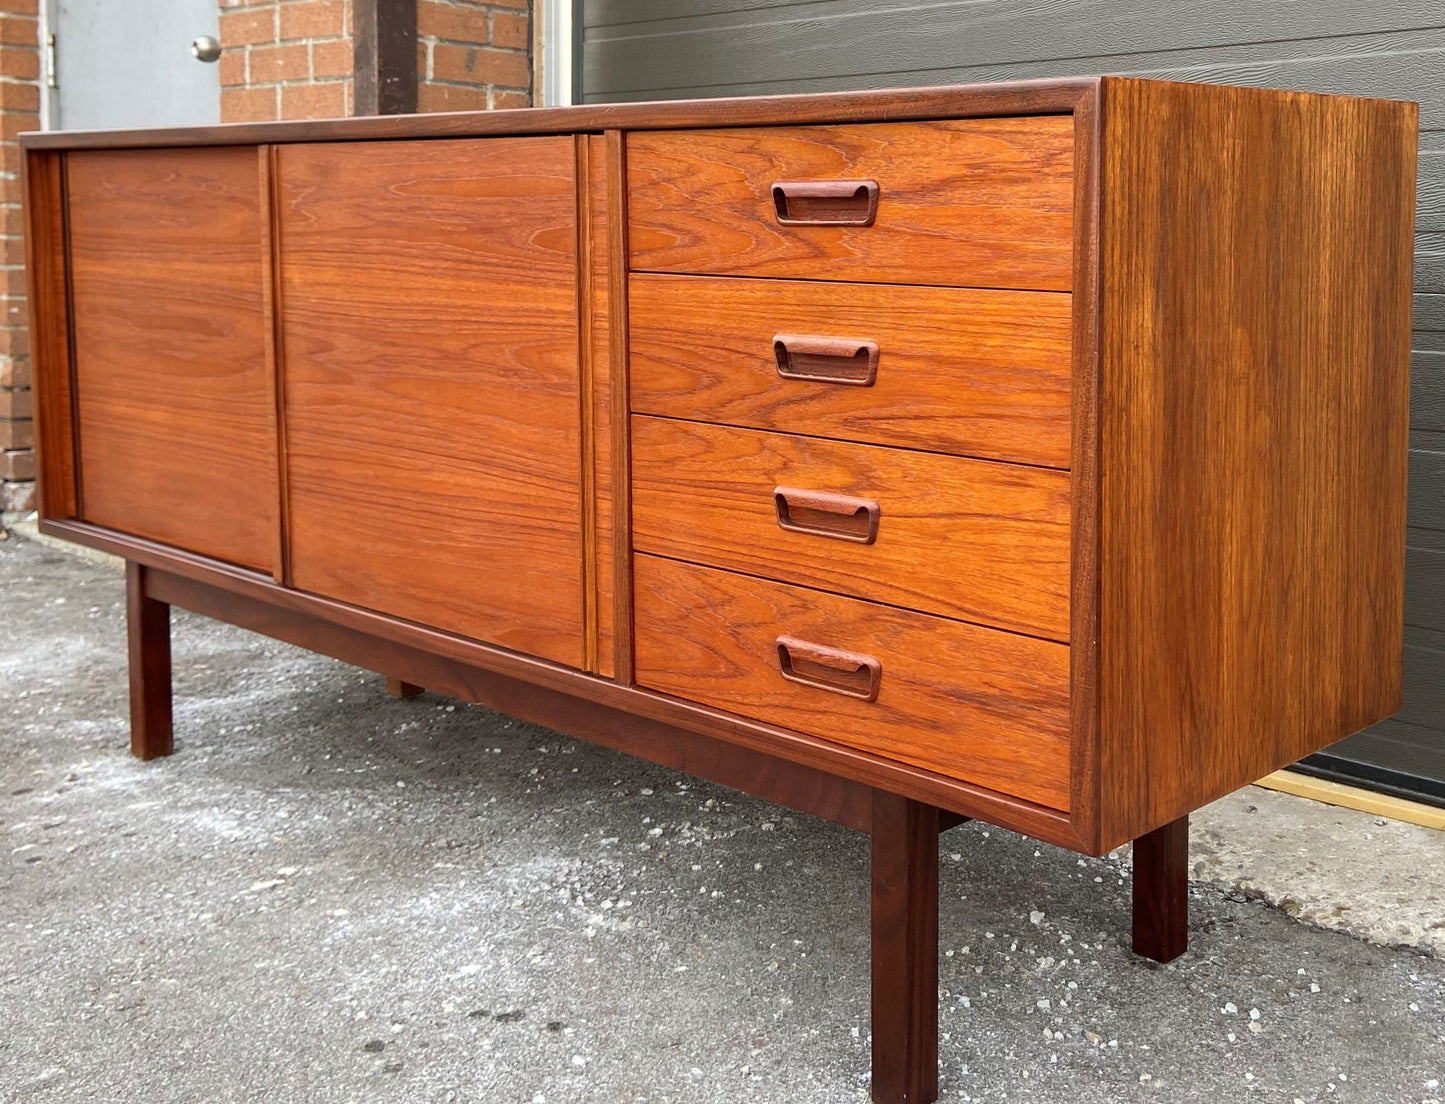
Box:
1132;813;1189;963
870;790;940;1104
386;677;424;699
125;561;173;760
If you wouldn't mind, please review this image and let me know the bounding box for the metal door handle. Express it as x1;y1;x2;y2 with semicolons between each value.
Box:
192;36;221;63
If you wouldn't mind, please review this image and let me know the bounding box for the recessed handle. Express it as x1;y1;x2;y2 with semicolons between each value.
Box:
774;486;880;544
776;636;882;701
771;179;880;226
773;334;879;386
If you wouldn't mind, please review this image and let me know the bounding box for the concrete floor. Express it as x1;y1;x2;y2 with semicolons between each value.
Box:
2;528;1443;1104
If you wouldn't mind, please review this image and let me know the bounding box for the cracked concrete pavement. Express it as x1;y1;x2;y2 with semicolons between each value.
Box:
2;527;1443;1103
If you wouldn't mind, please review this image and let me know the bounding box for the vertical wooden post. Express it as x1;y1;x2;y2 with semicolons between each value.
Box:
870;790;940;1104
386;677;423;699
125;561;173;760
1132;813;1189;963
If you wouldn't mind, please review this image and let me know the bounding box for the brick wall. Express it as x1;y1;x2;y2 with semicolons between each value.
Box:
219;0;533;124
219;0;355;122
0;0;36;513
417;1;531;112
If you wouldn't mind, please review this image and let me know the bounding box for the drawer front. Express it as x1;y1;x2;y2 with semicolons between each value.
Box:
629;274;1072;467
627;118;1074;291
631;417;1071;640
634;555;1071;811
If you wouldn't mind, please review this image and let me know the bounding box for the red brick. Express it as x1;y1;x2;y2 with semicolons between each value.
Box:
218;48;247;87
417;40;429;79
417;1;487;43
491;89;530;110
0;14;36;46
1;477;35;511
416;82;488;113
0;417;31;449
1;447;33;481
221;86;278;123
0;79;37;112
491;10;529;51
0;356;28;387
280;0;344;39
433;44;528;88
249;42;308;83
281;81;345;119
0;327;28;360
310;37;352;80
0;385;28;418
0;108;37;140
0;0;38;15
220;6;277;47
0;45;38;81
486;0;529;8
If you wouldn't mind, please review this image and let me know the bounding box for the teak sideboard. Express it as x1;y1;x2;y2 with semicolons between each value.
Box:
22;77;1416;1103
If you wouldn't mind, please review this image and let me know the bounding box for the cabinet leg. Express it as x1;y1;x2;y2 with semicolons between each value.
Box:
1131;814;1189;963
386;677;424;699
125;561;173;760
870;790;940;1104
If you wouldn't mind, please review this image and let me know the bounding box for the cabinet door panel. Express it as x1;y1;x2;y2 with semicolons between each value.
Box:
67;148;276;571
278;138;584;668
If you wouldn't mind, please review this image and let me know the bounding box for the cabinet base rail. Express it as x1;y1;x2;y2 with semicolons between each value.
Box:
122;558;1188;1104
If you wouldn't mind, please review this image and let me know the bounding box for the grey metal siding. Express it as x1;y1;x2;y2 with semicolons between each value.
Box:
581;0;1445;788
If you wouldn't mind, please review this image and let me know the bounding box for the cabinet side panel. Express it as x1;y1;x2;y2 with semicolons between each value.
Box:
67;147;277;573
24;151;78;522
1098;79;1417;849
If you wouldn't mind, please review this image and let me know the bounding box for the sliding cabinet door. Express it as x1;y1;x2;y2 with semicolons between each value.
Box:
277;138;584;667
67;147;277;571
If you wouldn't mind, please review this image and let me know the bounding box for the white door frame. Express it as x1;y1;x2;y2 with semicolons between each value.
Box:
541;0;574;106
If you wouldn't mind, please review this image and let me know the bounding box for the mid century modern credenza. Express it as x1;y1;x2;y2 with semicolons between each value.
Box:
21;77;1416;1103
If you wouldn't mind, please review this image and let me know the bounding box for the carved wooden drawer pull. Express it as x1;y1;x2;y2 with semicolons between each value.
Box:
773;334;880;386
776;636;882;701
774;486;880;544
771;179;880;226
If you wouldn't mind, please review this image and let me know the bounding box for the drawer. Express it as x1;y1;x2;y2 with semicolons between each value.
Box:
633;555;1071;811
629;274;1072;467
631;417;1070;640
627;118;1074;291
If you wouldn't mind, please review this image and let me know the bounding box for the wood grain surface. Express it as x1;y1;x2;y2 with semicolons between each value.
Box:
66;148;277;572
277;137;585;668
21;79;1099;152
1095;78;1417;849
631;416;1071;640
22;150;78;521
126;561;174;761
627;118;1075;290
629;274;1073;467
49;513;1088;848
870;790;940;1104
586;134;617;678
633;554;1071;810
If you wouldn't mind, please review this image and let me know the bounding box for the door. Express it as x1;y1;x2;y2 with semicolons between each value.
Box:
66;147;278;573
277;138;586;669
52;0;220;130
